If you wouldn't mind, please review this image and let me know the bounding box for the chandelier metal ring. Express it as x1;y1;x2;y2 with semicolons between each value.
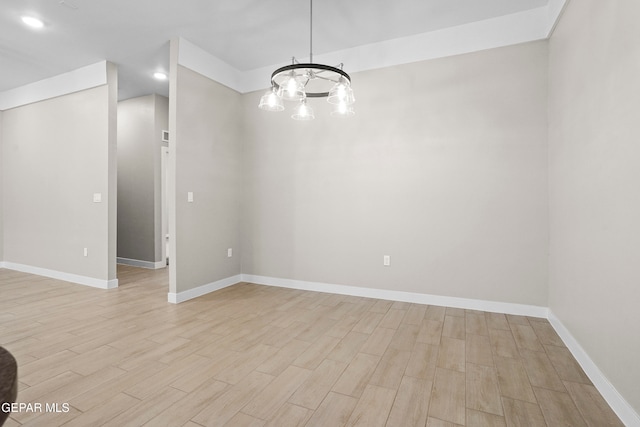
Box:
271;63;351;98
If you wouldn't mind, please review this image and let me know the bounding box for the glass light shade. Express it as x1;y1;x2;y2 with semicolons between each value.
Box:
330;101;355;117
327;78;355;105
258;88;285;112
291;99;315;120
279;72;306;101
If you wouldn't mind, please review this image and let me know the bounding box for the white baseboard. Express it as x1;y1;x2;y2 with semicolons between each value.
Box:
548;311;640;427
240;274;548;318
168;274;242;304
1;261;118;289
117;257;166;270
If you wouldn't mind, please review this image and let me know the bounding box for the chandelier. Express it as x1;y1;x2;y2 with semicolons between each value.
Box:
258;0;355;120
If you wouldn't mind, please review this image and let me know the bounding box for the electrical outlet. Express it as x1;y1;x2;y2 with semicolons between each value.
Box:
227;248;233;257
383;255;390;266
187;192;194;202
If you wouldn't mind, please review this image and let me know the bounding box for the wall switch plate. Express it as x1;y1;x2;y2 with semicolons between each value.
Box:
227;248;232;257
84;248;88;257
187;192;194;202
383;255;390;266
93;193;102;203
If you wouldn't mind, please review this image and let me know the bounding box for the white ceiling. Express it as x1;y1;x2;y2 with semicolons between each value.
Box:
1;0;551;101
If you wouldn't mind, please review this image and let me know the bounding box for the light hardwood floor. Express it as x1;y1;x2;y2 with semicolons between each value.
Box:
0;266;623;426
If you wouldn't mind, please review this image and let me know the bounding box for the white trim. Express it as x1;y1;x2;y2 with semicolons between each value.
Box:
546;0;568;37
168;274;242;304
177;38;241;92
178;4;564;95
1;262;118;289
117;257;166;270
0;61;108;111
240;274;548;318
241;6;548;94
548;311;640;427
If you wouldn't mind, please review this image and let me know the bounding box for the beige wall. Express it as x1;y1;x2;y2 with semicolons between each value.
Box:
548;0;640;413
2;81;117;281
171;64;242;293
241;41;549;306
117;94;168;264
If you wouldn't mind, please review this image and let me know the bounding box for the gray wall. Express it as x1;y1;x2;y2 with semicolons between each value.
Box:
241;41;549;306
154;95;169;262
2;73;117;281
171;64;242;293
117;94;168;264
548;0;640;413
0;111;3;262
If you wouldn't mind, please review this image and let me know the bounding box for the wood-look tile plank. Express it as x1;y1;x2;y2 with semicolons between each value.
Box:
61;392;140;427
466;312;489;336
446;307;466;317
489;328;520;358
388;324;420;352
466;333;494;367
305;392;358;427
191;370;275;426
466;363;503;416
369;300;393;314
510;324;544;352
436;337;465;372
534;386;587;427
292;334;341;370
351;312;384;334
69;361;166;412
403;304;427;325
344;384;396;427
425;306;446;321
520;348;566;392
530;320;565;347
327;331;369;363
563;381;624;427
494;356;537;403
466;409;506;426
242;365;312;420
332;352;381;398
417;319;444;345
369;347;411;390
506;315;530;326
544;345;591;384
386;376;432;427
264;403;313;427
288;358;348;410
326;315;360;339
485;312;511;331
405;342;438;381
360;326;395;356
442;315;466;340
225;412;266;427
256;339;311;376
426;417;463;427
140;378;228;427
379;309;406;329
429;368;466;425
502;396;547;427
102;386;187;427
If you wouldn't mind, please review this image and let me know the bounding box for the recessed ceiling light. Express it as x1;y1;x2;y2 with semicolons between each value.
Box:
153;72;168;80
21;16;44;29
